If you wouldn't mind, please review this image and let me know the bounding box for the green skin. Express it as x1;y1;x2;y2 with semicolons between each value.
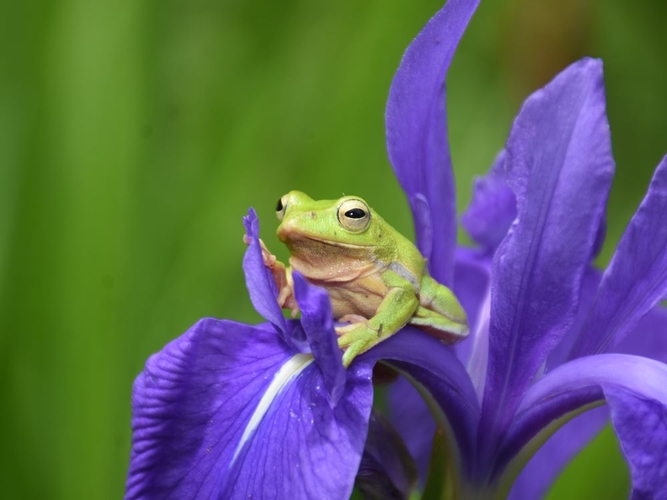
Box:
257;190;469;367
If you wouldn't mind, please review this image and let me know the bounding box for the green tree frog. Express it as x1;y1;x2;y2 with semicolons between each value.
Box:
255;191;469;367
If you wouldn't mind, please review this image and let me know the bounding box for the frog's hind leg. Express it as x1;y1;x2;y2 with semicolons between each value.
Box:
411;275;469;341
409;307;468;342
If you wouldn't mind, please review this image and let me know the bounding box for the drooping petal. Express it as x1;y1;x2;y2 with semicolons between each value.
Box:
387;376;435;482
461;151;517;253
573;155;667;357
355;409;419;500
385;0;480;285
498;354;667;496
480;58;615;446
242;209;289;336
507;406;609;500
221;357;372;499
292;271;346;406
604;385;667;499
362;327;480;479
126;318;373;500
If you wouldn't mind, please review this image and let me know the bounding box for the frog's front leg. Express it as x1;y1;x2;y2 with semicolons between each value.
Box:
337;271;419;367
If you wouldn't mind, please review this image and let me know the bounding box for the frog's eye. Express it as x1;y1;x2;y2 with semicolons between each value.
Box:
276;195;288;221
337;199;371;232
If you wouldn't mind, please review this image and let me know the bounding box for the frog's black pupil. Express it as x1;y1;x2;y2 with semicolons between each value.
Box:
345;208;366;219
276;199;284;212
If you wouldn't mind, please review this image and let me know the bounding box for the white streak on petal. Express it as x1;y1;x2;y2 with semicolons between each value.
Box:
230;353;314;465
468;284;491;403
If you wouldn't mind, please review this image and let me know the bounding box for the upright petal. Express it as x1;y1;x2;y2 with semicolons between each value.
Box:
452;247;492;376
385;0;480;285
546;267;602;371
480;58;615;447
614;305;667;364
242;209;289;336
573;155;667;356
126;318;373;500
461;151;517;253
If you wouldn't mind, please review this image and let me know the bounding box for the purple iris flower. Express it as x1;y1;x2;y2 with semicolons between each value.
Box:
125;0;667;498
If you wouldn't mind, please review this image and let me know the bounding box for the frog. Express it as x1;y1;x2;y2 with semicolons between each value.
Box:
253;190;469;367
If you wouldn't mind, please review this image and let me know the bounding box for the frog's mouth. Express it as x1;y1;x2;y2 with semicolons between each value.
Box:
285;235;373;258
280;232;374;251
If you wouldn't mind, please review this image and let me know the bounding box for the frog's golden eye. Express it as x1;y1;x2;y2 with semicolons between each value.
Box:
276;195;288;221
337;199;371;232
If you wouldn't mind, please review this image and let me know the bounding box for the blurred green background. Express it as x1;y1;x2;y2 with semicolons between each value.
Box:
1;0;665;498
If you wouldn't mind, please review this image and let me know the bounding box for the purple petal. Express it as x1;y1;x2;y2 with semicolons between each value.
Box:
242;209;288;336
546;267;603;370
452;247;492;368
448;248;495;403
362;327;479;478
387;377;436;483
605;385;667;499
573;155;667;356
614;305;667;364
552;274;667;369
355;409;418;500
292;271;346;406
480;58;615;444
461;151;517;252
453;248;493;398
592;214;608;260
222;360;372;499
126;318;373;500
385;0;480;285
507;406;609;500
502;353;667;496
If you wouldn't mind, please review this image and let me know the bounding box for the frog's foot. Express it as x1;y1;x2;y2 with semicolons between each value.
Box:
336;322;381;368
243;235;278;266
259;238;278;268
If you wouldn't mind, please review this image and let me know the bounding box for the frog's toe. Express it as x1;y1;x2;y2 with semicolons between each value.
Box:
336;322;364;336
341;348;357;368
337;325;380;367
336;322;372;342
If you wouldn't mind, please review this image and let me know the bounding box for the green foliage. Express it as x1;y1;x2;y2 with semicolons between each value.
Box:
1;0;665;498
